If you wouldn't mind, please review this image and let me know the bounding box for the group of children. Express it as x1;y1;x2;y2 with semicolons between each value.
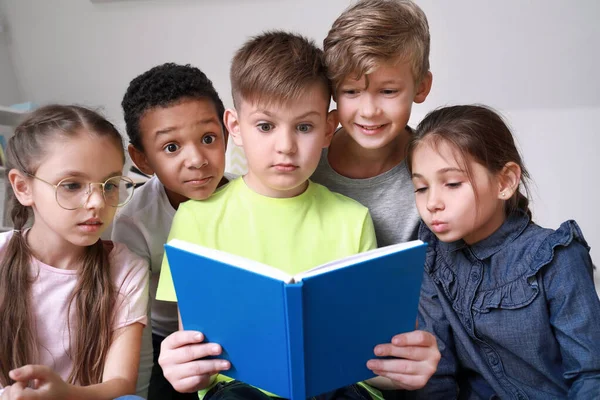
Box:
0;1;599;399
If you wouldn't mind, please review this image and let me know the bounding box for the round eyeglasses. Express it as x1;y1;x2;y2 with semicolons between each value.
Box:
28;174;135;210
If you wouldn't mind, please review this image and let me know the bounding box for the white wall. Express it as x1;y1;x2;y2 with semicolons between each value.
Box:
0;12;21;106
0;0;598;291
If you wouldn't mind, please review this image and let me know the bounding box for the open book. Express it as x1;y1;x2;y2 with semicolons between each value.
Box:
165;239;427;400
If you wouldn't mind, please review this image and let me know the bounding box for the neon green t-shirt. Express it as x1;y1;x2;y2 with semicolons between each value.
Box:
157;177;380;399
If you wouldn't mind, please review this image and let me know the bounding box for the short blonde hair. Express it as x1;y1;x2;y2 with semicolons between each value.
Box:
324;0;430;88
230;31;331;109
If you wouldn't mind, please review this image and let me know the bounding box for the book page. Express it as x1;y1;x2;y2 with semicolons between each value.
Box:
168;239;295;283
294;240;424;282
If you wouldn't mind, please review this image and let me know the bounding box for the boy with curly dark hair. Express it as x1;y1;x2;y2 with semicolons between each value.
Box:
112;62;233;400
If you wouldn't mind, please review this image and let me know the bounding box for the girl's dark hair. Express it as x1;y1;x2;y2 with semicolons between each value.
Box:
0;104;124;386
406;104;531;218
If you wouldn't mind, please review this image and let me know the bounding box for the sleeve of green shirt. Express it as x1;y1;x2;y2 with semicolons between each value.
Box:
156;203;199;302
359;211;378;252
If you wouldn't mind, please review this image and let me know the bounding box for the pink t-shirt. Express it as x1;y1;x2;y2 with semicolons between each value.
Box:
0;231;149;384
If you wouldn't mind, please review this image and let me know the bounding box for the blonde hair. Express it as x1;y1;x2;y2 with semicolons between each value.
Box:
324;0;430;88
230;31;331;109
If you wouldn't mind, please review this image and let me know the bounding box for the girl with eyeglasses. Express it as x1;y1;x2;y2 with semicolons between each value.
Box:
0;105;149;400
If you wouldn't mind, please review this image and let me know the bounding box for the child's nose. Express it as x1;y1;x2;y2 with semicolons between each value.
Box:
275;129;297;154
184;145;208;169
359;94;379;118
83;184;106;210
426;190;444;212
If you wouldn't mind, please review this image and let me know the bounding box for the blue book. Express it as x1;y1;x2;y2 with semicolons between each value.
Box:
165;239;427;400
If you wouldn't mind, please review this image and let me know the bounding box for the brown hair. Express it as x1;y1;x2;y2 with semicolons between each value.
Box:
406;105;532;218
324;0;430;89
230;31;331;109
0;104;125;386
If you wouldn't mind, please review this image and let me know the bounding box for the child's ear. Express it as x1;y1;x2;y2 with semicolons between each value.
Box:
323;109;339;148
414;71;433;104
222;126;230;149
224;109;243;147
8;169;34;206
220;109;230;149
497;161;521;200
128;144;154;176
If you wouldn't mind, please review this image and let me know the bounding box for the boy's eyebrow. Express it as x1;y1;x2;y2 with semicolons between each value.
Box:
379;79;403;86
295;111;321;119
154;118;220;136
249;110;321;119
249;109;275;118
155;126;177;136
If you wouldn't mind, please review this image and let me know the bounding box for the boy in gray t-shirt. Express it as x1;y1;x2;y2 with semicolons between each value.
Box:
309;0;440;394
312;138;419;247
312;0;432;249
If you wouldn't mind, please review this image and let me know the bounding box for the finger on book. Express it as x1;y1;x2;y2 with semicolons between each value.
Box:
165;359;230;392
161;342;223;366
186;359;231;377
162;330;205;351
367;358;420;376
374;342;432;361
391;330;437;347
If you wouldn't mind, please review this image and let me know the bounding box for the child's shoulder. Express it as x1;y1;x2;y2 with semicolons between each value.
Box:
107;240;149;284
309;180;369;215
518;219;591;272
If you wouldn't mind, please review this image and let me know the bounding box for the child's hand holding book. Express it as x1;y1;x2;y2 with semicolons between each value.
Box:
159;330;230;393
367;330;440;391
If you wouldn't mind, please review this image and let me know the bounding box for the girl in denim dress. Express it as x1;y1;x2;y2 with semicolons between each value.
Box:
406;105;600;399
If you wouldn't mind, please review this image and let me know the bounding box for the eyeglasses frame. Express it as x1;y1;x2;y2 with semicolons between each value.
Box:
26;173;135;210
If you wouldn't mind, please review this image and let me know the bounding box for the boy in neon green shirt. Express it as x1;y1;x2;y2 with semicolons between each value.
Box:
157;31;438;400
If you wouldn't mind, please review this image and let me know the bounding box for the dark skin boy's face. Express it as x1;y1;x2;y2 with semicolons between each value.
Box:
129;98;227;209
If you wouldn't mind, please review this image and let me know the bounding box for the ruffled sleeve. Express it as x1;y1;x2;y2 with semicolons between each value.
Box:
471;220;590;313
536;221;600;397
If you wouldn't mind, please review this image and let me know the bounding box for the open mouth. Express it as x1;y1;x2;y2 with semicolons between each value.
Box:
357;124;385;130
355;123;387;135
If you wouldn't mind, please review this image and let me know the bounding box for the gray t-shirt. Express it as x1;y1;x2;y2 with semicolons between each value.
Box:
311;148;420;247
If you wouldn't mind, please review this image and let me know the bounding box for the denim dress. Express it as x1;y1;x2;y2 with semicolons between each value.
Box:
415;212;600;399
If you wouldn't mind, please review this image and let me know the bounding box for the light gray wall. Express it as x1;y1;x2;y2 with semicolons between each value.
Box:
0;11;21;106
1;0;598;292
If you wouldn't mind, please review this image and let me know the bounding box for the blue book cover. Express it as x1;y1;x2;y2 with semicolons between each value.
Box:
165;240;427;399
